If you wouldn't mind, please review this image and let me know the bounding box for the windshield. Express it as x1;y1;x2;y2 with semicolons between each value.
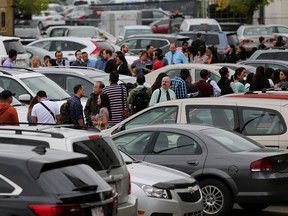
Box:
125;29;152;38
202;128;264;152
21;76;70;100
119;150;136;163
68;28;100;37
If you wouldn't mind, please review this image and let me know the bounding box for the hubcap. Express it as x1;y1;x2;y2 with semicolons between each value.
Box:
202;185;224;215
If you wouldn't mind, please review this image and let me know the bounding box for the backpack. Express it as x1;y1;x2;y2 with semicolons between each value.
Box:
60;99;71;124
132;87;150;114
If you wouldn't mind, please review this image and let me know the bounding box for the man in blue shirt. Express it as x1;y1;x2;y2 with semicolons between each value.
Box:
82;51;96;68
165;43;188;65
171;68;189;99
70;84;85;126
3;49;17;68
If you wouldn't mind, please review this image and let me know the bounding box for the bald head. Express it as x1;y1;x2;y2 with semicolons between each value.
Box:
161;76;171;90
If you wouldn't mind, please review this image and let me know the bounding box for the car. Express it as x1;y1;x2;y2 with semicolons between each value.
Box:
120;150;203;216
0;143;118;215
178;31;239;55
14;26;43;45
0;36;29;67
27;37;114;62
117;25;153;43
44;25;117;44
248;48;288;61
104;97;288;149
0;126;138;216
222;91;288;100
23;45;54;65
112;124;288;216
144;63;227;86
116;34;190;55
236;25;275;53
267;24;288;38
239;59;288;71
32;10;65;30
180;18;222;32
33;67;137;97
150;16;185;34
212;63;256;74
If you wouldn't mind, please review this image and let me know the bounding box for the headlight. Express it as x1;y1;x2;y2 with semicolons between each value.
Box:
141;185;171;199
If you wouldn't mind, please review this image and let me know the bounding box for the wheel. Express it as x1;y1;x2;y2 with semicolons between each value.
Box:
238;203;269;211
38;22;44;30
200;179;234;216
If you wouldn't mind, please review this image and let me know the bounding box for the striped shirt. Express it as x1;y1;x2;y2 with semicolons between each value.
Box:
103;84;127;126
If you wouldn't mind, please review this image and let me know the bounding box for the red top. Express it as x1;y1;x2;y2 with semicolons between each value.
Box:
153;61;165;70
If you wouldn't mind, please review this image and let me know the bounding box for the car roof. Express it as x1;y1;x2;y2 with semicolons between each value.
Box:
241;59;288;65
126;34;189;39
0;35;21;41
222;91;288;100
29;37;105;42
124;25;152;29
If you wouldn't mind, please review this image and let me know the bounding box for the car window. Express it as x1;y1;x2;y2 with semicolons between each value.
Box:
256;53;276;60
66;76;93;97
152;39;169;48
31;41;51;51
124;106;178;130
278;26;288;33
267;63;287;71
227;34;239;47
125;29;152;38
243;27;271;36
67;28;99;37
113;131;153;155
50;28;66;37
0;176;18;194
195;70;220;83
157;19;169;26
51;41;86;52
240;108;285;135
153;11;167;19
165;69;182;79
189;25;220;31
204;35;220;45
121;39;138;49
1;77;29;99
3;40;26;54
186;106;236;130
153;132;201;155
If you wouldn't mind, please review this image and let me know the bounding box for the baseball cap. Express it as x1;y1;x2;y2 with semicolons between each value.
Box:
0;90;15;100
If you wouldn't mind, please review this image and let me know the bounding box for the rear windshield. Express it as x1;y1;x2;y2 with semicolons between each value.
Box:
73;137;124;171
125;29;152;38
227;34;239;47
37;164;109;194
4;40;25;54
189;24;220;31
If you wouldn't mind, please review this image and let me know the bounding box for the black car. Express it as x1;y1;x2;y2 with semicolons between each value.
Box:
0;144;117;216
112;124;288;216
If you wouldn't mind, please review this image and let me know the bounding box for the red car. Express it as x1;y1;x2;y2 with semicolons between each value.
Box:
150;16;184;34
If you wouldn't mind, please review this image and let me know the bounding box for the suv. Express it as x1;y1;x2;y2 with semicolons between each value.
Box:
0;36;29;67
0;126;138;216
0;143;117;215
248;48;288;61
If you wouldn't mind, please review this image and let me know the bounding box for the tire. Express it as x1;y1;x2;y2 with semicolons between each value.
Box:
38;22;44;30
238;203;269;211
200;179;234;216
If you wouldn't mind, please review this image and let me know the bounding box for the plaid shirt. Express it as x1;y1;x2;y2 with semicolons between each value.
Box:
171;77;188;99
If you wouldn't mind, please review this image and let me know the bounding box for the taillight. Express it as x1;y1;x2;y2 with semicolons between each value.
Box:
46;17;53;21
29;204;83;216
250;159;274;172
239;39;254;46
90;41;101;56
128;171;131;195
79;16;87;20
88;134;101;139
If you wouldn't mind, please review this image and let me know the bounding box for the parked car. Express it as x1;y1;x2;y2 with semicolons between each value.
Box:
112;124;288;216
212;63;256;74
239;59;288;71
33;67;137;97
104;97;288;149
117;25;153;43
116;34;190;55
267;24;288;38
45;25;117;44
121;150;203;216
144;63;226;86
0;143;118;215
0;126;138;216
178;31;239;55
27;37;114;61
222;91;288;99
23;45;53;65
0;36;29;67
248;48;288;61
32;10;65;30
180;18;222;32
14;27;42;45
150;16;184;34
236;25;275;53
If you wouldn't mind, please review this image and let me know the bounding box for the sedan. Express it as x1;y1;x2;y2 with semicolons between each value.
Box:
239;59;288;71
32;11;65;30
112;124;288;216
120;150;203;216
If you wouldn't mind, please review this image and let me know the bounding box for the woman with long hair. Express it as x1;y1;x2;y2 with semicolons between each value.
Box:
249;66;271;91
275;69;288;89
233;67;246;93
92;93;112;130
27;96;39;125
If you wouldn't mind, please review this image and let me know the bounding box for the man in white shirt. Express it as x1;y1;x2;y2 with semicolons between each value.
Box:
31;90;61;125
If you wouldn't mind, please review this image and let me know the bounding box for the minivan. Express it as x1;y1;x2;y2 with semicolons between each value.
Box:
180;18;222;32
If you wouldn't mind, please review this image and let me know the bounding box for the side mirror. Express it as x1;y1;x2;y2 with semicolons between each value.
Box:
18;94;31;103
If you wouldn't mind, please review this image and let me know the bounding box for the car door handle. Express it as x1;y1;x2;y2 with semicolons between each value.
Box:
187;160;199;166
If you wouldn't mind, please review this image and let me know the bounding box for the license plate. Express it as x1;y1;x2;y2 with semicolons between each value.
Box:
91;207;104;216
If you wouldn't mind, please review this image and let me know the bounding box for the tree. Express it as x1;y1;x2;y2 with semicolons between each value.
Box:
216;0;273;24
15;0;52;16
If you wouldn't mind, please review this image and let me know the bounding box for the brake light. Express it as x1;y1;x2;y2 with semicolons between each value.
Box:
239;39;253;46
250;159;274;172
79;16;87;20
46;17;53;21
89;134;101;140
90;41;101;56
29;204;83;216
128;171;131;195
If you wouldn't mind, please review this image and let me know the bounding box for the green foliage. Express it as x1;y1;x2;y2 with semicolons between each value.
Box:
229;0;273;14
15;0;51;15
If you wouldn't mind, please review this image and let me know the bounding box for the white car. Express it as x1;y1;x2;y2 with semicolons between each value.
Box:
32;10;65;30
0;36;29;67
120;150;203;216
27;37;114;62
117;25;153;43
267;24;288;38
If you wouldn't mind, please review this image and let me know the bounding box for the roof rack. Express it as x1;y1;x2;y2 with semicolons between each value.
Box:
0;127;65;138
0;66;35;72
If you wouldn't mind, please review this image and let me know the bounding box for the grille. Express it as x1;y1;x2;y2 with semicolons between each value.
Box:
184;210;202;216
178;190;201;203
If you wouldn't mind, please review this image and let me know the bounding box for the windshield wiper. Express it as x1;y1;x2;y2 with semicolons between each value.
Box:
106;164;121;174
72;185;98;192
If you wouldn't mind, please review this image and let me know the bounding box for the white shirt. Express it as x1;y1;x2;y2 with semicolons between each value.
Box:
31;99;60;124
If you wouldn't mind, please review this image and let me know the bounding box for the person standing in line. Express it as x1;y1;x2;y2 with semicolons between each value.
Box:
195;69;214;97
103;49;117;73
249;66;271;91
3;49;17;68
55;51;70;67
193;45;209;64
84;81;105;126
223;44;237;63
149;76;176;106
190;32;206;58
31;90;61;125
82;51;96;68
70;84;85;126
207;72;221;97
171;68;189;99
165;43;188;65
91;93;111;130
217;66;233;96
146;44;154;62
120;43;129;64
0;90;19;126
95;49;107;71
232;68;247;93
71;50;86;67
27;96;39;124
116;53;130;75
103;71;128;126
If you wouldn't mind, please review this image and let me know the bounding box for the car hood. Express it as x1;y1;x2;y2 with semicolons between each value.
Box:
127;161;195;186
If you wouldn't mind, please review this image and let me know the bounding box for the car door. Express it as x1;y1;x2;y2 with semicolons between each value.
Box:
143;130;206;175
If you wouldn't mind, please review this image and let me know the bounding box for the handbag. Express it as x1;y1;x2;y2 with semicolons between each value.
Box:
121;85;129;119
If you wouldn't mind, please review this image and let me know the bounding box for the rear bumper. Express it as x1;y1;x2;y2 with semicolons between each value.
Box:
118;194;138;216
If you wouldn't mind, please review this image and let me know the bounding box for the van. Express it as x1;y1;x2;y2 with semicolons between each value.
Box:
180;18;222;32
